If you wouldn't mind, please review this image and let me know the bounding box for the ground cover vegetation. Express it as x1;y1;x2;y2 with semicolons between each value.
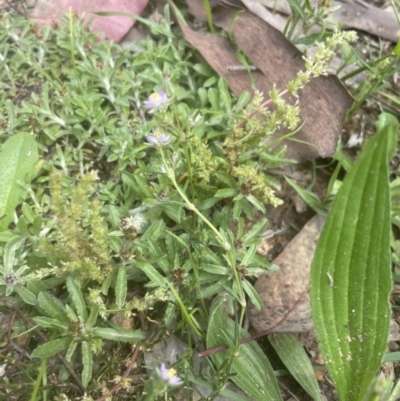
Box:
0;2;400;400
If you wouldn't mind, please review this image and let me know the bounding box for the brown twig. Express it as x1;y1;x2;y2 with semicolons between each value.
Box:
94;313;147;400
94;346;141;401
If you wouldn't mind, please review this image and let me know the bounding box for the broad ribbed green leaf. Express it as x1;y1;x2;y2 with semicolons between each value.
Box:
269;334;323;401
0;133;38;231
310;113;397;401
207;295;282;401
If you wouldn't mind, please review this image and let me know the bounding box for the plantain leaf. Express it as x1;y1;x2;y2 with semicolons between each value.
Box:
310;113;397;401
269;334;323;401
0;133;39;231
207;295;282;401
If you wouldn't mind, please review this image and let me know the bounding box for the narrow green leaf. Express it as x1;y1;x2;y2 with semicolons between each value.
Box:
241;219;268;243
65;341;78;362
202;263;229;275
0;231;17;243
86;306;99;329
38;292;69;323
285;177;326;214
135;261;167;287
92;327;146;342
32;337;72;358
32;316;69;331
21;202;36;223
241;245;257;267
81;341;93;388
188;374;252;401
3;236;25;273
0;133;39;231
382;352;400;363
207;295;282;401
245;195;266;213
215;188;237;198
66;276;88;321
269;334;323;401
115;267;127;308
14;285;36;305
141;220;165;241
286;0;307;18
241;280;263;311
310;113;397;401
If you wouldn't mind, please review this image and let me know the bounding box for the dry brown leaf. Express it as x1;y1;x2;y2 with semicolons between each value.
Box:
28;0;148;43
230;0;400;42
248;214;325;333
178;9;353;161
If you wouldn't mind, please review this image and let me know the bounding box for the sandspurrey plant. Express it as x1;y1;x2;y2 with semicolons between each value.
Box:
1;5;395;401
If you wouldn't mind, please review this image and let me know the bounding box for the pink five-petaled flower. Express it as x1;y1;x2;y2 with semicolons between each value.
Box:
144;90;168;108
159;363;182;385
145;132;171;146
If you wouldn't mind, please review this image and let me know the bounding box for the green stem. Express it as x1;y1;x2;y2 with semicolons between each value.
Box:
30;358;47;401
160;148;246;308
167;282;203;337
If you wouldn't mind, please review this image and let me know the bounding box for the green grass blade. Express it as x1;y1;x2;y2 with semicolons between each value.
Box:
0;133;38;231
269;334;323;401
310;113;398;401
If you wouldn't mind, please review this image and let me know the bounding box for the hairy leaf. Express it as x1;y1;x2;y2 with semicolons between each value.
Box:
32;337;72;358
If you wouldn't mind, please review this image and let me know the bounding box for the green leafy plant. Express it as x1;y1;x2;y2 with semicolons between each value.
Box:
0;5;397;401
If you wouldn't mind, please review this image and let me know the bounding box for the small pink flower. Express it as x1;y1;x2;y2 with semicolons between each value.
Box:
159;363;182;385
144;90;168;108
145;132;171;146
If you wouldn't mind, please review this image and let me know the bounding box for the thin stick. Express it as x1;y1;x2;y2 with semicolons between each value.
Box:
94;346;141;401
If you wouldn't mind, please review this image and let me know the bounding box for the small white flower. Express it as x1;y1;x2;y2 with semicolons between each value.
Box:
145;132;171;146
123;214;146;232
158;363;182;385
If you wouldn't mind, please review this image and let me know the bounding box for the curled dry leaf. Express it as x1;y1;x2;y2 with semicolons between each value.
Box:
178;9;353;161
248;214;325;333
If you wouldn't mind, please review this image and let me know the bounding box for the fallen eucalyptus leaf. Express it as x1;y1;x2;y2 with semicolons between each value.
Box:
248;214;325;333
178;10;353;161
